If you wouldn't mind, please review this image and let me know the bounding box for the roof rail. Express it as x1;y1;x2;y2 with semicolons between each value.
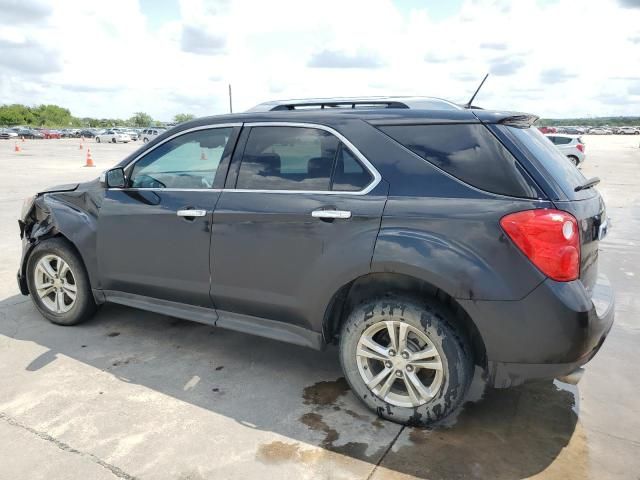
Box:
269;100;410;111
248;96;462;112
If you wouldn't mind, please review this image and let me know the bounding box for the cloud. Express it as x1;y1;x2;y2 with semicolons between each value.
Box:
618;0;640;7
425;52;466;63
480;42;508;50
0;39;61;74
595;93;632;105
489;56;525;76
540;68;577;83
630;35;640;43
0;0;51;24
308;49;384;68
629;82;640;95
180;25;225;55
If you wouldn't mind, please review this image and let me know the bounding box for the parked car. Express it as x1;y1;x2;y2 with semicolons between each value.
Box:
141;128;165;143
95;130;131;143
41;129;62;139
617;126;639;135
589;127;611;135
77;129;96;138
123;129;139;141
17;96;614;426
545;134;586;166
0;128;19;139
12;128;44;139
537;126;557;134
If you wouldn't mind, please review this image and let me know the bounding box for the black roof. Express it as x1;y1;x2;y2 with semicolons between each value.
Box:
177;108;538;130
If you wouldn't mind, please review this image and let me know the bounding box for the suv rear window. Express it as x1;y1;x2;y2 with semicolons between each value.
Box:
378;124;539;198
502;126;590;199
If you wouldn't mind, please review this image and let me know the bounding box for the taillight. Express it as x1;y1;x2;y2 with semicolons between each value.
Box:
500;209;580;282
576;143;584;153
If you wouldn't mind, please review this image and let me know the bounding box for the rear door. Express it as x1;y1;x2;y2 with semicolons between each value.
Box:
210;123;387;331
97;124;239;306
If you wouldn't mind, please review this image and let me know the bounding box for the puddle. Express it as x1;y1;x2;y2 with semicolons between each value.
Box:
383;380;587;479
302;377;350;406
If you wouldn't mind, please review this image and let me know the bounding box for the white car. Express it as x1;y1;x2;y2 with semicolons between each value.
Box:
141;128;165;143
618;126;640;135
0;128;19;139
95;130;131;143
545;134;585;166
589;127;611;135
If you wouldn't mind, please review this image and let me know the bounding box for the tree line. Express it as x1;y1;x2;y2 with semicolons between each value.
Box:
0;104;195;128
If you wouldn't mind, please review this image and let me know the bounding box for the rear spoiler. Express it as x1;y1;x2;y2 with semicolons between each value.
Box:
472;111;539;128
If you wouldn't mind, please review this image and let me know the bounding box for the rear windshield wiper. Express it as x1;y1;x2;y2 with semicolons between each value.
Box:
574;177;600;192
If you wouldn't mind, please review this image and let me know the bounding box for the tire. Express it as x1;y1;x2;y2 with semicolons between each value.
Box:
568;155;579;166
26;238;96;326
339;296;473;426
143;137;149;143
112;138;117;143
96;137;101;143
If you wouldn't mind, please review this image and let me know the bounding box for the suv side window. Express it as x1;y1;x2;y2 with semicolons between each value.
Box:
332;145;373;191
236;126;339;191
555;136;572;145
129;128;232;189
379;123;539;198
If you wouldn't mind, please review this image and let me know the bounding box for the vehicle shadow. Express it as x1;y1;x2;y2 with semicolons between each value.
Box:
0;296;582;479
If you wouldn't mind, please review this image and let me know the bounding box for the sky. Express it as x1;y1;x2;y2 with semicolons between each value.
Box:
0;0;639;121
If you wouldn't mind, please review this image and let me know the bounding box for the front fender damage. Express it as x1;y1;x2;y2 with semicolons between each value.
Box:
17;183;102;296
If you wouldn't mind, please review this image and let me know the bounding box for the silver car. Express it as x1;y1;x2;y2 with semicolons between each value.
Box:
545;134;586;166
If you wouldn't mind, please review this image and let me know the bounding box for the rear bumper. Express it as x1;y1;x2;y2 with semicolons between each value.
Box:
461;273;615;388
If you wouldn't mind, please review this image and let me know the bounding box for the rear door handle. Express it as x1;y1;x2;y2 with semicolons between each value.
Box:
177;209;207;217
311;209;352;219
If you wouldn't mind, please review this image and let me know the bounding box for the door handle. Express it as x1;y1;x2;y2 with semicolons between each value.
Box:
311;209;352;219
177;209;207;217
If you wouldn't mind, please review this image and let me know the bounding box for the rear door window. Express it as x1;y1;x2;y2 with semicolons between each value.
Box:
378;123;539;198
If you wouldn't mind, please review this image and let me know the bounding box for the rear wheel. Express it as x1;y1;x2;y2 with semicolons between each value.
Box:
95;137;100;143
568;155;579;166
339;296;473;426
26;238;96;326
111;137;117;143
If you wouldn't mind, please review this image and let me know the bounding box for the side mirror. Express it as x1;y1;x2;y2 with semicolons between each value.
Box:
101;168;126;188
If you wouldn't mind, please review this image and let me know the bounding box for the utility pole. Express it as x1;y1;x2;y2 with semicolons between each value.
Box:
228;84;233;113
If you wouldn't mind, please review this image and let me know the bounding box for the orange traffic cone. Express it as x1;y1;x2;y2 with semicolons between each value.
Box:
84;148;95;167
14;142;20;152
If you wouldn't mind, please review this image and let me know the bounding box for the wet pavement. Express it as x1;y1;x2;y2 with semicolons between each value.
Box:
0;137;639;479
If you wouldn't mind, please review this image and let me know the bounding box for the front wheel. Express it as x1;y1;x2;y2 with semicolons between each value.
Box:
26;238;96;326
340;297;473;426
95;137;100;143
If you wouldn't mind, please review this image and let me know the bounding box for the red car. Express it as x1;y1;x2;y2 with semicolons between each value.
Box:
537;126;557;134
42;130;61;139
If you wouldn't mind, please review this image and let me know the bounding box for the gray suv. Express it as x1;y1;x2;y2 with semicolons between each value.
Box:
17;97;614;425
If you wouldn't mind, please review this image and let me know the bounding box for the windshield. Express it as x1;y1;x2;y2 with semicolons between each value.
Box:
501;125;594;200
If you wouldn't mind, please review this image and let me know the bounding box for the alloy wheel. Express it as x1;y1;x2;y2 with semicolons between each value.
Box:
33;254;77;314
356;320;444;408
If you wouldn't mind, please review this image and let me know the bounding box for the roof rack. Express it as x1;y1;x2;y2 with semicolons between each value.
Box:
269;100;410;111
248;96;462;112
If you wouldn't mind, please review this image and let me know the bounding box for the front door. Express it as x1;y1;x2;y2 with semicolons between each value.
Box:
97;125;238;307
210;124;388;330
